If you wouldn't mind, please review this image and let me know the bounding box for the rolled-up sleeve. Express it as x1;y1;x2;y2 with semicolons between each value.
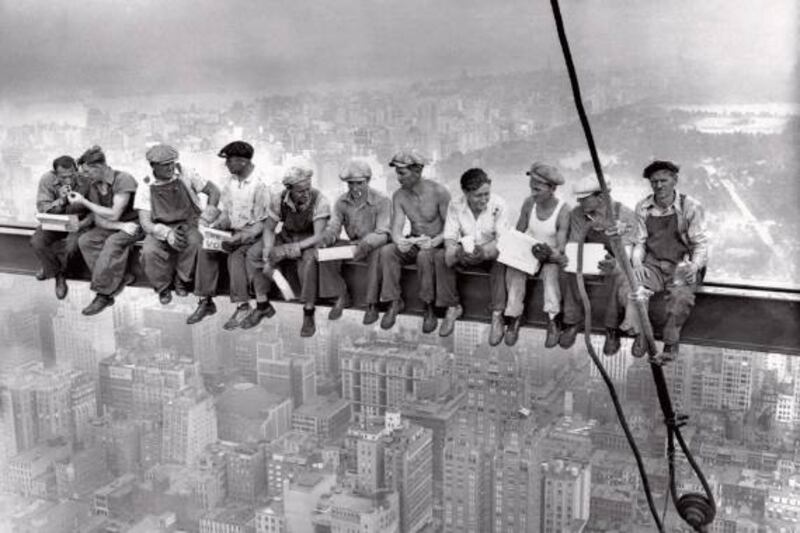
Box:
252;180;272;223
634;199;650;247
186;168;209;194
685;199;709;268
374;195;392;236
36;173;58;213
133;183;151;211
313;193;331;221
443;202;461;244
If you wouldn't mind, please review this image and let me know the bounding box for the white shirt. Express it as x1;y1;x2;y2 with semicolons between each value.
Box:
220;170;271;230
443;193;508;246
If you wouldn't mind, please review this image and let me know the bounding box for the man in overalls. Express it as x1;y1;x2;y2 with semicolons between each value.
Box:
503;162;570;347
249;164;331;337
69;146;142;315
558;175;639;355
30;155;92;299
624;160;708;358
318;159;391;324
187;141;271;329
135;144;221;304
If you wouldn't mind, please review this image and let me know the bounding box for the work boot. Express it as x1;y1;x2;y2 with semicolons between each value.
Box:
505;315;523;346
240;303;276;330
174;279;190;297
558;322;581;349
82;294;115;316
363;304;379;325
158;289;172;305
380;299;404;330
603;328;621;356
223;303;251;330
632;334;647;358
186;298;216;325
488;311;505;347
422;304;438;334
545;316;562;349
35;268;46;281
300;309;316;337
328;293;350;321
439;305;463;337
55;274;68;300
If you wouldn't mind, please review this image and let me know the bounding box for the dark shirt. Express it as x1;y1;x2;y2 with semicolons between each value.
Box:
87;167;138;222
326;188;391;248
35;171;90;214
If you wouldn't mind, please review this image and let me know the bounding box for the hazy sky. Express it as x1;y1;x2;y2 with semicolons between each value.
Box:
0;0;796;100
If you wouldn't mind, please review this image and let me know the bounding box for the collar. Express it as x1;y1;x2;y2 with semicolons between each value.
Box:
342;188;378;207
282;188;316;212
642;191;682;212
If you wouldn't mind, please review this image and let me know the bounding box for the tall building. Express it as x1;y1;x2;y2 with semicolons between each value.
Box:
325;490;400;533
232;324;279;382
283;472;337;533
99;350;202;421
53;298;116;378
540;459;591;533
257;341;317;408
219;442;267;504
0;362;96;454
492;428;540;533
162;389;217;466
442;438;493;533
340;339;449;420
401;391;465;528
291;394;352;445
0;309;43;371
453;321;485;357
383;422;434;533
216;382;293;444
722;349;754;411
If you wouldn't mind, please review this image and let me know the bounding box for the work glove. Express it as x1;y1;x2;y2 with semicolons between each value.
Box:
166;223;190;251
531;242;553;262
598;254;617;274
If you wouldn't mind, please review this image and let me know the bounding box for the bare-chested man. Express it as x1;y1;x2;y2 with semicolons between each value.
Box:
379;150;450;333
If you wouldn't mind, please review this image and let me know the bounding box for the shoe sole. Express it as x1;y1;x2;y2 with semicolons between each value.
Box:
187;306;217;325
82;298;115;316
439;308;463;337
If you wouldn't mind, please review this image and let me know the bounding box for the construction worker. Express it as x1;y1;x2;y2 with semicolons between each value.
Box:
187;141;271;329
318;159;391;324
623;160;708;358
249;163;331;337
504;162;570;347
379;150;450;333
558;175;639;355
30;155;92;299
69;146;142;316
135;144;221;305
437;168;508;342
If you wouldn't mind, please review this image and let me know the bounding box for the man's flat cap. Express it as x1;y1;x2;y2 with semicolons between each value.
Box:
643;160;680;179
389;150;427;168
283;165;314;187
218;141;254;160
339;160;372;181
572;174;610;199
145;144;179;164
526;162;564;186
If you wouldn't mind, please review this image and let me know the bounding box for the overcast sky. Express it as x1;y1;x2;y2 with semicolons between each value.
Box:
0;0;796;100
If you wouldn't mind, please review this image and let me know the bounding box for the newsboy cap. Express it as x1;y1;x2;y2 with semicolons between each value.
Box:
526;162;564;186
572;174;611;199
145;144;179;165
218;141;254;160
283;165;314;187
643;160;680;179
339;160;372;181
389;150;427;168
78;145;106;166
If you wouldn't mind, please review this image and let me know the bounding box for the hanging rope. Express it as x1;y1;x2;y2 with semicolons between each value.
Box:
547;1;716;531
